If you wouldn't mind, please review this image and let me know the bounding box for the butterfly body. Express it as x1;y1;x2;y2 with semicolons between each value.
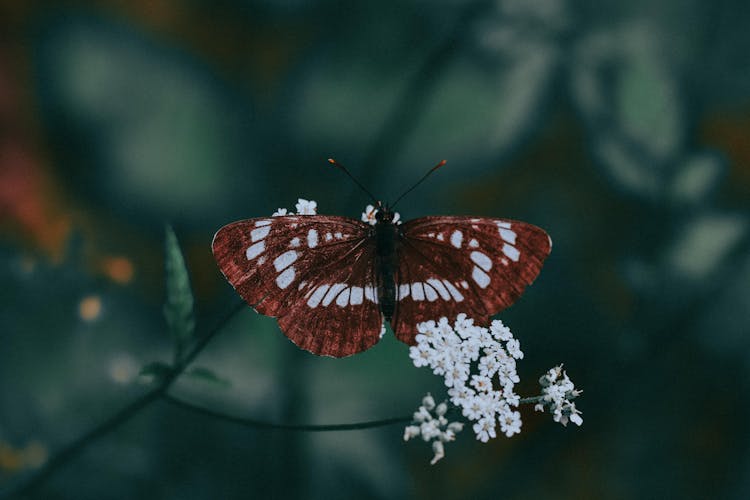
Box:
373;204;399;321
213;207;551;358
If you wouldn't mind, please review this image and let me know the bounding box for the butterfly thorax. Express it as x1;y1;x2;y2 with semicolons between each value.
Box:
374;205;399;320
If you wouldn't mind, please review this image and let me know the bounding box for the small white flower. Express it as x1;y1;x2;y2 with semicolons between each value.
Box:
499;409;522;437
405;394;465;464
569;406;584;427
536;366;583;428
470;375;493;393
361;205;377;225
409;345;433;368
490;319;513;341
272;208;290;216
295;198;317;215
473;417;497;443
404;425;421;441
447;421;464;433
430;440;445;465
413;406;432;423
435;402;448;417
505;338;524;359
420;419;441;441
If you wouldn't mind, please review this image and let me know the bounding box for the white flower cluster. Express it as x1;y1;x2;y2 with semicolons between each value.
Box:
534;365;583;427
409;315;524;443
361;205;401;226
272;198;318;216
403;394;464;465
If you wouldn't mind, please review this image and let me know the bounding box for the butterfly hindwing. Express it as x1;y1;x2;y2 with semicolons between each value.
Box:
392;216;551;344
212;216;383;357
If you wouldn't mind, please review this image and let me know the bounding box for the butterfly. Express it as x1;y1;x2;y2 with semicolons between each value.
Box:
212;160;551;358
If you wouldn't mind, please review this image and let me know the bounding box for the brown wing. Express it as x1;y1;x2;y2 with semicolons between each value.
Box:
212;215;383;357
392;216;551;345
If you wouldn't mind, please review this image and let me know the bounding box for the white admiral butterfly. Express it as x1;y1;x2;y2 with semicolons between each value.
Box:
212;160;551;357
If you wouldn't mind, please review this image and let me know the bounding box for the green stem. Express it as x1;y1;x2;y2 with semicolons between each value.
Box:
519;396;544;405
162;393;411;432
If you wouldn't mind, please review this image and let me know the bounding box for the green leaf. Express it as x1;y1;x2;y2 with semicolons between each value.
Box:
185;366;231;388
139;361;174;384
163;225;195;362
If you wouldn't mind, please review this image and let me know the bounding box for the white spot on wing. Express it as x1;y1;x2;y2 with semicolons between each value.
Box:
426;278;450;300
469;239;479;248
307;229;318;248
334;232;343;239
499;228;517;244
298;281;307;290
398;284;410;300
436;233;445;241
336;287;350;307
424;283;438;301
411;282;425;301
364;285;378;303
325;233;333;241
246;241;265;260
274;250;298;271
443;280;464;302
496;221;511;229
350;286;364;305
290;237;300;247
323;283;346;306
450;230;463;248
472;266;490;288
503;243;520;262
251;226;270;242
307;284;329;308
470;251;492;272
255;220;272;227
276;267;295;289
460;280;469;289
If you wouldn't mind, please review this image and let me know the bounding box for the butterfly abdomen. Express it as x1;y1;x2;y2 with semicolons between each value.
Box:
374;220;398;321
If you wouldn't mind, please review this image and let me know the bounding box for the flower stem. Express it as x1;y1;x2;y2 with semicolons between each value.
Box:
162;393;411;432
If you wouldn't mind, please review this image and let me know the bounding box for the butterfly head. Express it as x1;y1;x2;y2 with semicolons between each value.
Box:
374;202;396;224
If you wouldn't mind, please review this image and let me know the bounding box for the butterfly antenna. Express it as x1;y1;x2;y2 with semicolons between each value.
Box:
391;159;447;208
328;158;378;203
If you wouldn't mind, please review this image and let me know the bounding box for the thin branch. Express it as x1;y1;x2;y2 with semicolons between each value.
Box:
162;394;411;432
0;300;246;500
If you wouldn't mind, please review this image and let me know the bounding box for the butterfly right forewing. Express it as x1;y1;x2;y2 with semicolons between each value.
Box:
392;216;551;345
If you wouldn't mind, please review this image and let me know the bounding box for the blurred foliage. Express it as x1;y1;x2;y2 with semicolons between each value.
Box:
163;225;195;362
1;0;750;499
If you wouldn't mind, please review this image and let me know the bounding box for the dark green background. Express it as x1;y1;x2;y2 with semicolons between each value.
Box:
1;1;749;498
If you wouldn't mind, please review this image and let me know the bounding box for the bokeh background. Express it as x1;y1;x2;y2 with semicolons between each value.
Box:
2;0;750;499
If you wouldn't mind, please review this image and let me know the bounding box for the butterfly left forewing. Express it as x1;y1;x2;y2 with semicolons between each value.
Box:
212;215;384;357
392;216;551;344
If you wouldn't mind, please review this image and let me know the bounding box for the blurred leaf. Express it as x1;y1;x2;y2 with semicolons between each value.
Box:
665;213;747;280
616;36;682;161
164;225;195;362
669;152;725;204
185;366;232;388
572;23;685;198
139;361;173;384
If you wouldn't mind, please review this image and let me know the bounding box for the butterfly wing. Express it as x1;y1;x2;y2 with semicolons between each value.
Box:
392;216;551;344
212;215;383;357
